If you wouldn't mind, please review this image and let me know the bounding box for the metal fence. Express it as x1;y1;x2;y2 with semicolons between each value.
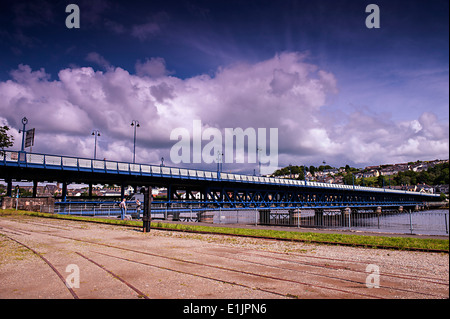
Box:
211;208;449;235
39;202;449;236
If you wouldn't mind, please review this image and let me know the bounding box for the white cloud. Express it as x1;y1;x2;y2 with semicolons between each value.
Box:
1;52;448;171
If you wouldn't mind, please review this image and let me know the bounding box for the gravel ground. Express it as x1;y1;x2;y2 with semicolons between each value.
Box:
0;214;448;299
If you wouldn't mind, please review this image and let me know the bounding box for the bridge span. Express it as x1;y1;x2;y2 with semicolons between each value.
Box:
1;151;440;213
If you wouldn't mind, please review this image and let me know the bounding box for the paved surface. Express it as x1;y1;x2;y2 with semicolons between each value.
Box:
0;214;448;299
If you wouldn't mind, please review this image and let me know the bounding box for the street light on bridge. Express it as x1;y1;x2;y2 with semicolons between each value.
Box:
19;117;28;152
131;120;140;163
91;130;100;159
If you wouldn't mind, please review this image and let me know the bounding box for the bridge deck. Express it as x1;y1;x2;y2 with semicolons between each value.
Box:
0;151;439;198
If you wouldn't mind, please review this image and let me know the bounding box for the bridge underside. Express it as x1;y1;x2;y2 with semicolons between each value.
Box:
169;184;428;209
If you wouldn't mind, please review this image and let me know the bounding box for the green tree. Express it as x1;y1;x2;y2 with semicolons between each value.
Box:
430;163;449;185
436;167;449;185
343;173;354;185
0;126;14;152
417;171;431;184
376;175;387;187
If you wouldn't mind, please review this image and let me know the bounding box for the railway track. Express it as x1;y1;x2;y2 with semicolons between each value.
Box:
0;224;291;298
197;250;446;298
0;232;79;299
75;252;150;299
0;217;448;299
91;250;290;298
247;250;449;286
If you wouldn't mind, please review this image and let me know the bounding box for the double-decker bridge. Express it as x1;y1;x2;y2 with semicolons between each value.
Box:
0;150;441;228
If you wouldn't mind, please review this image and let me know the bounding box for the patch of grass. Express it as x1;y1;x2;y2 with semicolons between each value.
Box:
1;209;448;252
0;209;141;226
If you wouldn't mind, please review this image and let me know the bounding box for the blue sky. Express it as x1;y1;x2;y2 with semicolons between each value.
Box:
0;0;448;173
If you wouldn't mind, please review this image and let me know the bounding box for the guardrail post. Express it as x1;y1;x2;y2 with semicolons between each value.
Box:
409;209;413;234
376;206;382;229
445;213;448;234
348;209;351;229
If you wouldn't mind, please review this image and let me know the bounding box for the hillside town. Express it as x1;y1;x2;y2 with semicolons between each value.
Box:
271;159;449;195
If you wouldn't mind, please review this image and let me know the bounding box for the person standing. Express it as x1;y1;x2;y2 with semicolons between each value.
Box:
135;199;141;219
119;198;127;220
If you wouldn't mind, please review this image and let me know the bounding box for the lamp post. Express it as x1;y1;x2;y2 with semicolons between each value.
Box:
257;147;262;176
304;165;307;184
131;120;140;163
91;130;100;159
19;117;28;152
216;151;223;173
352;173;355;189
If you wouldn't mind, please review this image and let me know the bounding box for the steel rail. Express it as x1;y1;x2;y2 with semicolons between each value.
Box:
0;232;79;299
252;249;450;286
93;250;290;298
197;251;446;298
75;252;150;299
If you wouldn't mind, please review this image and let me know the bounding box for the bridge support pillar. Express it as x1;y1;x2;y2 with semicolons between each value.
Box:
314;209;324;227
61;182;67;201
259;209;271;225
6;178;12;197
32;180;38;198
289;209;301;227
342;207;351;227
167;185;173;202
198;211;215;223
120;183;125;200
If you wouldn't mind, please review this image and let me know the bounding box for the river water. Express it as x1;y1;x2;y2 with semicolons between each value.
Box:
347;209;449;236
